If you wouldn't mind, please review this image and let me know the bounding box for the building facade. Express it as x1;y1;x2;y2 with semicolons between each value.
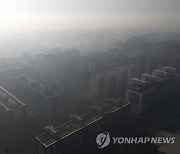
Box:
13;74;60;115
0;86;26;121
89;64;138;99
126;67;176;113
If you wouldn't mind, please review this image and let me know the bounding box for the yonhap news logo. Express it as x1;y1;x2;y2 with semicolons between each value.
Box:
96;132;175;149
96;132;111;149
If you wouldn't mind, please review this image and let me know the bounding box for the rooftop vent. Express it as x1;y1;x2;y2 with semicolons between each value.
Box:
44;125;59;139
90;106;102;114
70;115;83;125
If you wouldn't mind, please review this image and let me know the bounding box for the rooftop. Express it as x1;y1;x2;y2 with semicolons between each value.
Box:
36;99;130;147
126;64;138;69
36;121;83;147
16;74;57;97
0;59;29;73
128;78;153;91
0;86;25;111
129;68;176;92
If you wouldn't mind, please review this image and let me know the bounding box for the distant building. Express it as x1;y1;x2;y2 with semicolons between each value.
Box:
37;48;62;67
104;70;117;97
0;86;26;121
13;74;60;115
89;64;138;99
115;67;128;98
89;73;106;98
145;57;163;74
78;58;96;73
125;64;138;87
126;67;176;113
37;48;80;67
79;51;129;73
0;59;33;92
61;48;80;62
35;98;131;154
136;56;163;78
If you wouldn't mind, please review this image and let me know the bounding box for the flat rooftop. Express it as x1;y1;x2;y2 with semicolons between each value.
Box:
37;120;83;147
129;76;175;92
16;74;57;97
80;111;103;126
36;99;130;147
0;86;25;110
0;60;29;73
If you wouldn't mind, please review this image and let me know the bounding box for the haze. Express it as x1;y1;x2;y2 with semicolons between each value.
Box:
0;0;180;31
0;0;180;57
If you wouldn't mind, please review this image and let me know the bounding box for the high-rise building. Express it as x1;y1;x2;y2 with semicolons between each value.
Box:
115;67;127;98
126;67;176;113
89;64;138;99
0;86;26;121
104;70;117;97
136;56;163;78
13;74;60;115
0;59;33;93
125;64;138;86
35;98;131;154
36;48;80;68
78;58;96;73
89;73;106;98
145;57;162;74
126;78;155;113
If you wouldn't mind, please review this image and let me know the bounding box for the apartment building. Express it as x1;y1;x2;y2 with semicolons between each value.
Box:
35;99;131;154
0;86;26;121
13;74;60;115
126;67;176;113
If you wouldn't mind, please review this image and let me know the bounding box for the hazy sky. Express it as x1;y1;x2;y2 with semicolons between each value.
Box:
0;0;180;33
0;0;180;57
0;0;179;16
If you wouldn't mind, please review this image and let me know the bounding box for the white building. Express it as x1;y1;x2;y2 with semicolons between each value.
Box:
126;67;176;113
